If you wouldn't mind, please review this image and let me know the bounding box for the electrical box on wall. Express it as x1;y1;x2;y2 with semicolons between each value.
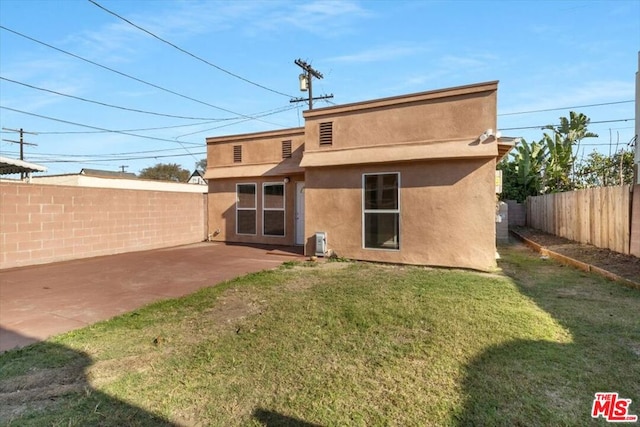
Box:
315;232;326;257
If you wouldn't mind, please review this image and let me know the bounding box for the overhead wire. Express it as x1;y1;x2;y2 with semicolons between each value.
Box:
0;76;233;121
0;105;203;145
2;147;196;158
28;151;207;163
29;105;297;135
498;100;634;116
500;118;634;131
88;0;295;99
0;25;288;127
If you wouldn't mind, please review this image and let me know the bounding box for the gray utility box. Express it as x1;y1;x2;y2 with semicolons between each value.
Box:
315;232;327;257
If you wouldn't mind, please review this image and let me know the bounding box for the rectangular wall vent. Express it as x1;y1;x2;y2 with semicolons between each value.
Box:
233;145;242;163
319;122;333;146
282;140;292;158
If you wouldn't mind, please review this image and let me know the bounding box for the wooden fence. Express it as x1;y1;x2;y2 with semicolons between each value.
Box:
526;185;632;254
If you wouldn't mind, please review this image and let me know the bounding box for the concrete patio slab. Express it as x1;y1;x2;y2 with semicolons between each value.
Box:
0;242;304;352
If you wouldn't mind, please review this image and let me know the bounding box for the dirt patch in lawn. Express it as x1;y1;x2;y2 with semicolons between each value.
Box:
512;226;640;284
0;363;88;421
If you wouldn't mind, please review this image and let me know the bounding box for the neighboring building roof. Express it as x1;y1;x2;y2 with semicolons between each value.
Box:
0;156;47;175
30;173;206;193
188;169;208;184
80;168;137;179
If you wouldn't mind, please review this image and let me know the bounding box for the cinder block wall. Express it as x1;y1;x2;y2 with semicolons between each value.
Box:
506;200;526;227
0;183;207;269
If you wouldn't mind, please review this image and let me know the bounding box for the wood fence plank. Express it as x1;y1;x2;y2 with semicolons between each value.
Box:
527;186;632;255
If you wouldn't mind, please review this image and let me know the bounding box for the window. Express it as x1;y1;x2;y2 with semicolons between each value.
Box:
319;122;333;146
236;183;256;235
282;140;292;158
233;145;242;163
263;183;285;236
363;173;400;250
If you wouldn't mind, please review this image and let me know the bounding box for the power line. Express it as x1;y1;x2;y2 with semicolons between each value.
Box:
33;120;222;135
173;105;299;139
2;147;193;158
499;100;634;116
28;105;297;135
500;118;634;131
88;0;294;99
32;151;207;163
0;76;232;121
0;105;203;145
0;25;287;127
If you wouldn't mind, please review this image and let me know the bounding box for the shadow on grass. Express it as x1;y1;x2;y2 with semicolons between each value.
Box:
252;408;323;427
0;328;175;426
455;243;640;426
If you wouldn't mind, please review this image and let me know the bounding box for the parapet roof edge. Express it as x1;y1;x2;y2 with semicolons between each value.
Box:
206;126;305;144
303;80;499;119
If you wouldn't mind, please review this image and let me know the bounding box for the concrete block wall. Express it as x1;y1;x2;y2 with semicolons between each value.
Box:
0;183;206;269
496;202;509;243
506;200;526;227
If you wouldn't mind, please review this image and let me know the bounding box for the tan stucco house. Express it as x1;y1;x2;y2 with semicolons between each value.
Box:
205;81;515;271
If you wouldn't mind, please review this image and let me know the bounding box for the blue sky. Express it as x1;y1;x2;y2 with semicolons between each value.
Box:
0;0;638;176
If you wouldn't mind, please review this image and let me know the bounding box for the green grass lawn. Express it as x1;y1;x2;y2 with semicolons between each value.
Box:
1;243;639;426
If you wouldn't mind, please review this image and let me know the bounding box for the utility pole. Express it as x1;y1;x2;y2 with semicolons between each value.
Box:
291;59;333;110
2;127;38;179
119;165;128;173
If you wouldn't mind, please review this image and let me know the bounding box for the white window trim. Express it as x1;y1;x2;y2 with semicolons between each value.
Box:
262;181;286;238
362;172;401;251
236;183;257;236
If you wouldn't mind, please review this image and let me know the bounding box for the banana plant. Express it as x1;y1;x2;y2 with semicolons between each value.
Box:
510;138;546;198
542;112;597;192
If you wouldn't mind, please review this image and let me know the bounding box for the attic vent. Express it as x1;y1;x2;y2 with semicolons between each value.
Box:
233;145;242;163
282;140;292;158
319;122;333;146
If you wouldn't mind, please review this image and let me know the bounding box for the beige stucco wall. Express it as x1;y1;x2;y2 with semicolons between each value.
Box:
206;128;305;179
303;81;497;156
304;158;498;271
207;175;303;246
204;81;503;269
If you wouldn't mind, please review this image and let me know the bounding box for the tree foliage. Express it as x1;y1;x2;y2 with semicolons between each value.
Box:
499;112;636;202
541;111;597;192
139;163;190;182
498;138;545;202
575;150;635;188
196;158;207;172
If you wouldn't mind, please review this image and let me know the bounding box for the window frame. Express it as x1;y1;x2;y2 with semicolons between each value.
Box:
362;172;401;251
262;181;286;238
236;183;257;236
